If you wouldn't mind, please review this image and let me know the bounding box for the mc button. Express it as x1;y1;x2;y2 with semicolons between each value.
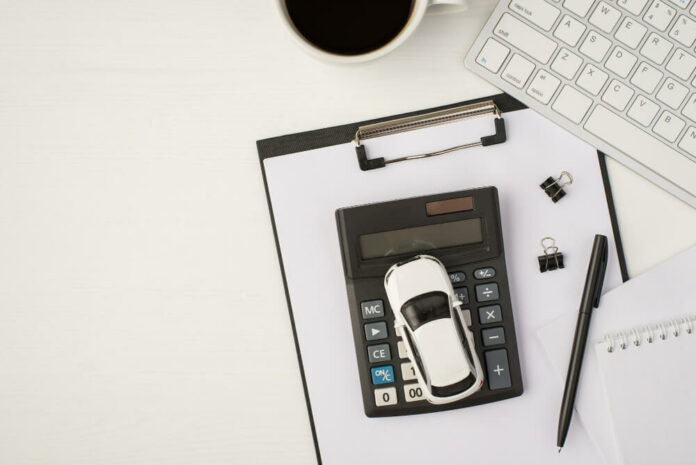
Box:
361;299;384;319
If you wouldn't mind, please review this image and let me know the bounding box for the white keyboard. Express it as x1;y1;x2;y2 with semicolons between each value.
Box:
465;0;696;207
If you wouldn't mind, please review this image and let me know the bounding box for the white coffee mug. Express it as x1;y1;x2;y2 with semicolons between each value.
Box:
277;0;468;64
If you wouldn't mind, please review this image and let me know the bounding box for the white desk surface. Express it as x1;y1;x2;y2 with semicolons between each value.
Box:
0;2;694;464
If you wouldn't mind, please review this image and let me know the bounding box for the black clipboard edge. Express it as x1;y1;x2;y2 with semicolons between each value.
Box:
256;93;629;465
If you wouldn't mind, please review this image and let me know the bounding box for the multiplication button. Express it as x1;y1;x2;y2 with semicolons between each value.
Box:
478;304;503;324
374;387;397;407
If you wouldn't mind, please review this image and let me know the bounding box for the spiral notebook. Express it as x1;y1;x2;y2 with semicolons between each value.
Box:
594;317;696;465
537;247;696;465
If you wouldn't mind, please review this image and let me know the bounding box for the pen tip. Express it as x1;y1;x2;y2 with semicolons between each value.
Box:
558;447;563;453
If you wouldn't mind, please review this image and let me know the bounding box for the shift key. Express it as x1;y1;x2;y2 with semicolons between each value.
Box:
494;13;558;63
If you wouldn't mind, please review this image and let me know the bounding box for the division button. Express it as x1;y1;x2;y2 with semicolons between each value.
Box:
370;365;395;385
361;299;384;319
364;321;388;341
478;305;503;324
374;387;398;407
485;349;512;390
367;343;391;363
482;327;506;346
475;283;500;302
473;267;496;279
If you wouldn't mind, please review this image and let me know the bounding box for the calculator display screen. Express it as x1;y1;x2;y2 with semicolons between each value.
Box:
359;218;483;259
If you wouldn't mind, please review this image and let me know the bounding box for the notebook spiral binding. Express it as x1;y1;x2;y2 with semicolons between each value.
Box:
601;316;696;353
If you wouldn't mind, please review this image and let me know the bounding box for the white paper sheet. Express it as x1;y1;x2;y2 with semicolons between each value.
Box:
538;247;696;465
264;110;623;465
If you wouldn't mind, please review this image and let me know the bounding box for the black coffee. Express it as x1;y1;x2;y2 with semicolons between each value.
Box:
284;0;414;56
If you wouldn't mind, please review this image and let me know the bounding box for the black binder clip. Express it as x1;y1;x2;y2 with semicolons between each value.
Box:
538;237;565;272
540;171;573;203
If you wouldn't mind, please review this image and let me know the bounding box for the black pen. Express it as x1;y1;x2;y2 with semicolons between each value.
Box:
557;234;609;452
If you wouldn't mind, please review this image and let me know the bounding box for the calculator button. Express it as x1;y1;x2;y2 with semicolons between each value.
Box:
453;287;469;304
397;340;408;359
485;349;512;390
461;309;472;327
478;305;503;324
367;343;391;363
374;387;398;407
449;271;466;284
361;299;385;319
401;362;417;381
473;267;496;279
371;365;395;385
475;283;500;302
403;384;426;402
482;327;506;346
364;322;388;341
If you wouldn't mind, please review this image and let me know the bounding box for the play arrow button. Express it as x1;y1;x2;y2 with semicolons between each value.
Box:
364;321;387;341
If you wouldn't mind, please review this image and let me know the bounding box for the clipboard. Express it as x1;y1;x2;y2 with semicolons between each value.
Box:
257;93;628;465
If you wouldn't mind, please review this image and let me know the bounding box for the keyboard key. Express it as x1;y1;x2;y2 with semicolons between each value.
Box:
367;344;391;363
482;327;506;346
580;30;612;61
494;13;558;64
502;54;536;88
602;80;635;110
615;17;648;49
618;0;651;15
682;93;696;121
553;85;593;122
653;110;686;141
475;283;500;302
670;15;696;47
509;0;560;30
606;46;638;77
554;14;586;46
478;304;503;324
400;362;417;381
485;349;512;390
474;267;496;279
374;387;397;407
678;127;696;156
666;49;696;79
527;69;561;103
656;78;689;108
476;38;510;73
666;0;689;8
370;365;395;385
551;48;583;78
365;321;388;341
640;33;673;64
361;299;385;319
691;1;696;15
628;95;661;125
403;384;426;402
631;61;664;92
644;0;677;31
564;0;595;16
584;105;696;194
577;63;609;95
590;1;622;32
397;340;408;359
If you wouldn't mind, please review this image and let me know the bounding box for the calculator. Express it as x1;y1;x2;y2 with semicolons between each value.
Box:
336;187;523;417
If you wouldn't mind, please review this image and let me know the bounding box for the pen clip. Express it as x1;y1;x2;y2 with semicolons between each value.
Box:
592;239;608;308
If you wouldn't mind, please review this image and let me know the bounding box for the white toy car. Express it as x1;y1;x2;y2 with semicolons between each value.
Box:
384;255;484;404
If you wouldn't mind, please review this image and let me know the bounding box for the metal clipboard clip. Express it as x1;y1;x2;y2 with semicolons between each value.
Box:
353;100;507;171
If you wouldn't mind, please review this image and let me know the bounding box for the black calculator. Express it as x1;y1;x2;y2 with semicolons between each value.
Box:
336;187;523;417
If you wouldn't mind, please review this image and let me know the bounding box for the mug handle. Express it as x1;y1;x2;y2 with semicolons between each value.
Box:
427;0;469;14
